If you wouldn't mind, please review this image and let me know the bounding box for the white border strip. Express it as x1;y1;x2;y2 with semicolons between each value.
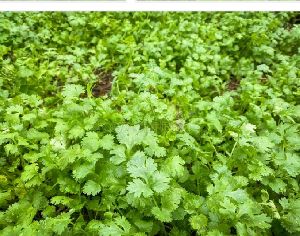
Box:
0;1;299;11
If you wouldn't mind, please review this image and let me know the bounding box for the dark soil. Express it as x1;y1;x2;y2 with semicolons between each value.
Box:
92;68;113;97
285;13;300;31
227;75;240;91
260;76;268;84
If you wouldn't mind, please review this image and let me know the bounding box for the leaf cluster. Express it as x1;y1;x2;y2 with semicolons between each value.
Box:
0;12;299;236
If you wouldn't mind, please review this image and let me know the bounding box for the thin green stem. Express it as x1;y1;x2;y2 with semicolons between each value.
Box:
229;141;238;157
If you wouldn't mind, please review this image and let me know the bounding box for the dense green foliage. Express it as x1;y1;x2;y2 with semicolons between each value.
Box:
0;12;299;235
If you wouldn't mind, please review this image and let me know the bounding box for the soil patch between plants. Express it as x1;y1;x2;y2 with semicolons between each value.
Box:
92;68;113;97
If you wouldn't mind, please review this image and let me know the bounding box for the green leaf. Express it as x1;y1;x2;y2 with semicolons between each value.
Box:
110;145;127;165
282;153;300;177
21;164;39;183
83;180;102;196
261;190;269;203
279;198;300;233
151;207;172;222
161;188;182;211
127;151;157;180
61;84;85;99
98;216;132;236
177;132;198;149
18;66;34;78
68;126;85;139
115;124;144;150
190;214;208;230
45;212;73;235
163;155;185;178
81;131;101;152
126;179;153;198
73;163;94;180
251;136;274;153
100;134;115;150
206;111;222;133
51;196;72;207
151;171;170;193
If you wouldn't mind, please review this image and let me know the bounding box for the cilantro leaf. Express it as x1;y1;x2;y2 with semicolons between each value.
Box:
127;151;157;180
115;124;144;150
62;84;85;99
83;180;102;196
81;132;101;152
126;179;153;198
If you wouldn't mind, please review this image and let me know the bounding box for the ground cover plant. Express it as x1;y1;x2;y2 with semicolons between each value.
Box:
0;12;299;235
